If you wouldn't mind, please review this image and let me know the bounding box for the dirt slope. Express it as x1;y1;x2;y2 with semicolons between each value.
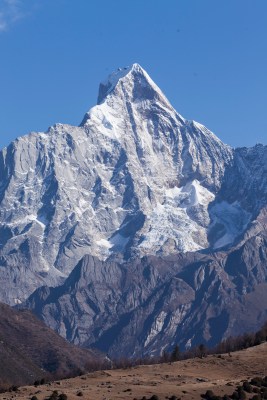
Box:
2;342;266;400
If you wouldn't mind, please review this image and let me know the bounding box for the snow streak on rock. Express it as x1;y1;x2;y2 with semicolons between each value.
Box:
0;64;265;306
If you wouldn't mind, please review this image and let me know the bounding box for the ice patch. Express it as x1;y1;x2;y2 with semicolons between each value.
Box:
86;103;122;141
36;215;47;229
139;180;215;253
101;65;133;94
209;201;252;249
96;238;112;249
110;233;130;251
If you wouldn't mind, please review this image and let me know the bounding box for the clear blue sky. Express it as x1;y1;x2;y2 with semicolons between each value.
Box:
0;0;266;150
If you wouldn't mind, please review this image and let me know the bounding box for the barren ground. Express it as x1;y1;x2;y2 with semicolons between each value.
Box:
2;343;267;400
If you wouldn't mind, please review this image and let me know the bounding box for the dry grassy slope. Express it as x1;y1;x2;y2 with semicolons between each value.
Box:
3;342;267;400
0;303;102;389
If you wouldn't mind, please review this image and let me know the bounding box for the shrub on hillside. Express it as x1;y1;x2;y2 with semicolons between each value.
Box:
58;394;68;400
243;381;253;393
48;390;59;400
171;345;180;362
251;395;261;400
201;390;215;399
251;377;263;387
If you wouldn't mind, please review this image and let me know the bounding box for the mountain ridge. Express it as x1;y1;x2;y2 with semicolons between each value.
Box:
0;63;236;305
24;229;267;357
0;302;103;389
0;63;266;356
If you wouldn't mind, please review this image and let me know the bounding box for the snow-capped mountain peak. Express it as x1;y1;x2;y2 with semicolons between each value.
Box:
96;63;170;106
81;63;175;130
1;64;263;307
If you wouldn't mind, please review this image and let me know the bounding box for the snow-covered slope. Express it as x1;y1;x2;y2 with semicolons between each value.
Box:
0;64;264;305
208;144;267;249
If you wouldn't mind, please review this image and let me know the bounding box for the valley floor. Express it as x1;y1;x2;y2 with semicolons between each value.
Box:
2;343;267;400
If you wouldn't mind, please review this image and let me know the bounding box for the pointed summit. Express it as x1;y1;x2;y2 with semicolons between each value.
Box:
80;63;174;127
97;63;146;104
96;63;170;106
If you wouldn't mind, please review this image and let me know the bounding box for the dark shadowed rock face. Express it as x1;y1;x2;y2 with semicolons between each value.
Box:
0;302;102;388
25;230;267;358
208;145;267;249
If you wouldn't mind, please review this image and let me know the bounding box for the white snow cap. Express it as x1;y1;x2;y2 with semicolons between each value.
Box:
97;63;143;103
102;63;142;87
97;63;169;105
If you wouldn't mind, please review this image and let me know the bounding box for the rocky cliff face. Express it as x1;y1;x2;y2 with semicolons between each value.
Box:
25;231;267;358
208;144;267;249
0;64;235;305
1;63;267;356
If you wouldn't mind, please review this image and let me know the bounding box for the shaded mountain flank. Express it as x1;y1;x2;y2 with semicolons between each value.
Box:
0;303;103;390
26;228;267;358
